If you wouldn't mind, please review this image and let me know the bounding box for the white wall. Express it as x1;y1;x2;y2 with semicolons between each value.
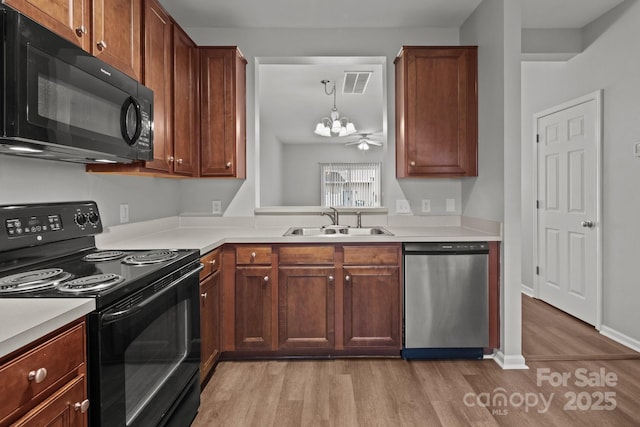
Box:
258;122;283;207
521;0;640;343
181;26;462;216
0;156;180;227
462;0;525;368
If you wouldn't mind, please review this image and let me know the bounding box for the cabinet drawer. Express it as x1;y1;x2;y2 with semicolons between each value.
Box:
200;248;221;279
279;246;334;265
343;245;399;265
236;246;272;265
0;322;85;424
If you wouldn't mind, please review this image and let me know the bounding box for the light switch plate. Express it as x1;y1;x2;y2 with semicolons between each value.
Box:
396;199;411;214
446;198;456;212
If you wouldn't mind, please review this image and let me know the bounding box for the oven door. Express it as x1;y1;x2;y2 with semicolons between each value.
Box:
90;264;202;427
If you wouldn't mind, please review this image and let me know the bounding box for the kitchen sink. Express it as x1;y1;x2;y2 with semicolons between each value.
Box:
283;226;394;237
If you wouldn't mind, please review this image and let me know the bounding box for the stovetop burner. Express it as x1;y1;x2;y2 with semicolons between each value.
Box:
58;273;125;293
82;250;126;262
122;250;178;266
0;268;72;294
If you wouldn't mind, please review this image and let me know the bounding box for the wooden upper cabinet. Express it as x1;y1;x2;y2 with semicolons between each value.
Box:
395;46;478;178
4;0;91;51
92;0;142;81
142;0;172;173
172;24;199;176
200;47;247;178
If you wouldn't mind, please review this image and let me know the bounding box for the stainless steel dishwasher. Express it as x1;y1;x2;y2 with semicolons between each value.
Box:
402;242;489;359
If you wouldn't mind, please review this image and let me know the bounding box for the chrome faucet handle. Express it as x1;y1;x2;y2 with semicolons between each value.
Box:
329;207;339;226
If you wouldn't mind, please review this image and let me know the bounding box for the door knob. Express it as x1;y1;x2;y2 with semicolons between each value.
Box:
581;220;594;228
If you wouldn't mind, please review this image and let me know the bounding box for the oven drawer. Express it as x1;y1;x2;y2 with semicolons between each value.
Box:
0;322;85;424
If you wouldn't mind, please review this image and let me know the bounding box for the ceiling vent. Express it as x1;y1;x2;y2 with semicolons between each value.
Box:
342;71;372;94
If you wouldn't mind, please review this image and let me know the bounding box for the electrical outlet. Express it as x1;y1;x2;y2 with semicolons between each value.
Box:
421;199;431;213
119;204;129;223
212;200;222;215
396;199;411;214
446;198;456;212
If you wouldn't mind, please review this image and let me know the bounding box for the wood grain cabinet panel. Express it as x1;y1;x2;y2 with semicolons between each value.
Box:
278;267;335;350
343;266;401;349
200;47;247;178
234;266;273;350
92;0;141;81
4;0;91;51
395;46;478;177
0;320;87;427
200;269;221;384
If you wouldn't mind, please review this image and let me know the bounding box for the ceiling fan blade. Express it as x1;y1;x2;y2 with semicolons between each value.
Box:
345;141;360;146
367;140;383;146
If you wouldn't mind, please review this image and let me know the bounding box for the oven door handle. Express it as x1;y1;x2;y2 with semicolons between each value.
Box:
101;263;204;325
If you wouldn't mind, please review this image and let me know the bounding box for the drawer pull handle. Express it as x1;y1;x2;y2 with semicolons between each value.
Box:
201;292;208;299
28;368;47;383
250;252;256;258
74;399;90;413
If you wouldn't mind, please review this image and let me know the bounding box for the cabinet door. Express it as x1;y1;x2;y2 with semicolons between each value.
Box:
278;267;335;350
235;266;272;350
92;0;141;80
172;25;198;176
396;46;477;177
141;0;173;173
4;0;91;51
200;48;246;178
13;375;87;427
343;266;401;348
200;270;221;384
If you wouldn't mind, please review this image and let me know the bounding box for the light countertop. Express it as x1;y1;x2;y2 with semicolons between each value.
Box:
0;298;95;359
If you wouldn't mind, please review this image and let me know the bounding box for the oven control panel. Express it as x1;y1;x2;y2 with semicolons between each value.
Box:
0;201;103;251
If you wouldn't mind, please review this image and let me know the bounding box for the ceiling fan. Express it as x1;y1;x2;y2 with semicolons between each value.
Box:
345;133;383;151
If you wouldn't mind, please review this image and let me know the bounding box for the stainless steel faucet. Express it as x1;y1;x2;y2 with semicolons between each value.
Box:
321;207;339;225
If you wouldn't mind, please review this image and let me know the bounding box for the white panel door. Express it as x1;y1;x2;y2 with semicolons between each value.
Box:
536;97;599;325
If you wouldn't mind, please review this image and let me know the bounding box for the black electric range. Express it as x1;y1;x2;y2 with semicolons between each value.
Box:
0;201;202;427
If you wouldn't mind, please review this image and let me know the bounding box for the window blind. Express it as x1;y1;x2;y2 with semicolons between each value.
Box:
320;162;381;207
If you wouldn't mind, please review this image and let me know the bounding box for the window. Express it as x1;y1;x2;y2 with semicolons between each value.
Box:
320;163;381;207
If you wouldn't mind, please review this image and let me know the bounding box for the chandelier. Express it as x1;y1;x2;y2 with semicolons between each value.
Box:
314;80;357;137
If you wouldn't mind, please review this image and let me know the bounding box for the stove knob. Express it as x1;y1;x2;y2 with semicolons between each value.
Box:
75;213;88;227
88;211;100;225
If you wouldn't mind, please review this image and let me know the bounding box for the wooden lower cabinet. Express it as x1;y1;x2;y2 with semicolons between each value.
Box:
234;266;273;350
343;266;401;349
278;267;335;350
200;269;221;384
0;319;88;427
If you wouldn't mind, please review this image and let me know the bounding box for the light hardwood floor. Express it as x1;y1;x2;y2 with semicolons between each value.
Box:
193;297;640;426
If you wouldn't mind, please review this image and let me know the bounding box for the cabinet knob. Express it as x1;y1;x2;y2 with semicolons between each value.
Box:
410;161;416;167
168;156;175;163
75;26;87;36
263;276;269;283
74;399;90;413
97;40;107;50
28;368;47;383
177;158;183;165
328;275;334;282
209;259;216;265
225;161;232;169
201;292;208;299
345;275;351;282
250;252;256;258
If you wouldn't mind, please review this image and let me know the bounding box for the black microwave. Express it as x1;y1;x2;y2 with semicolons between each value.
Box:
0;6;153;164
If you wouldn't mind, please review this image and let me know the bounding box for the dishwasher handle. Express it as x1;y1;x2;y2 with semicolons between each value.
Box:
403;242;489;255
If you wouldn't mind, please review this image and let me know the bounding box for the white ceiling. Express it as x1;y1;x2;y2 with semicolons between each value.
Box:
159;0;624;30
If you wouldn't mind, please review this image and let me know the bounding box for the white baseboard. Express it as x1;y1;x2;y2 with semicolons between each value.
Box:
493;350;529;370
600;325;640;353
521;285;534;297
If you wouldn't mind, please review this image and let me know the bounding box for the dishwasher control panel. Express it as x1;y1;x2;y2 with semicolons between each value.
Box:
404;242;489;254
